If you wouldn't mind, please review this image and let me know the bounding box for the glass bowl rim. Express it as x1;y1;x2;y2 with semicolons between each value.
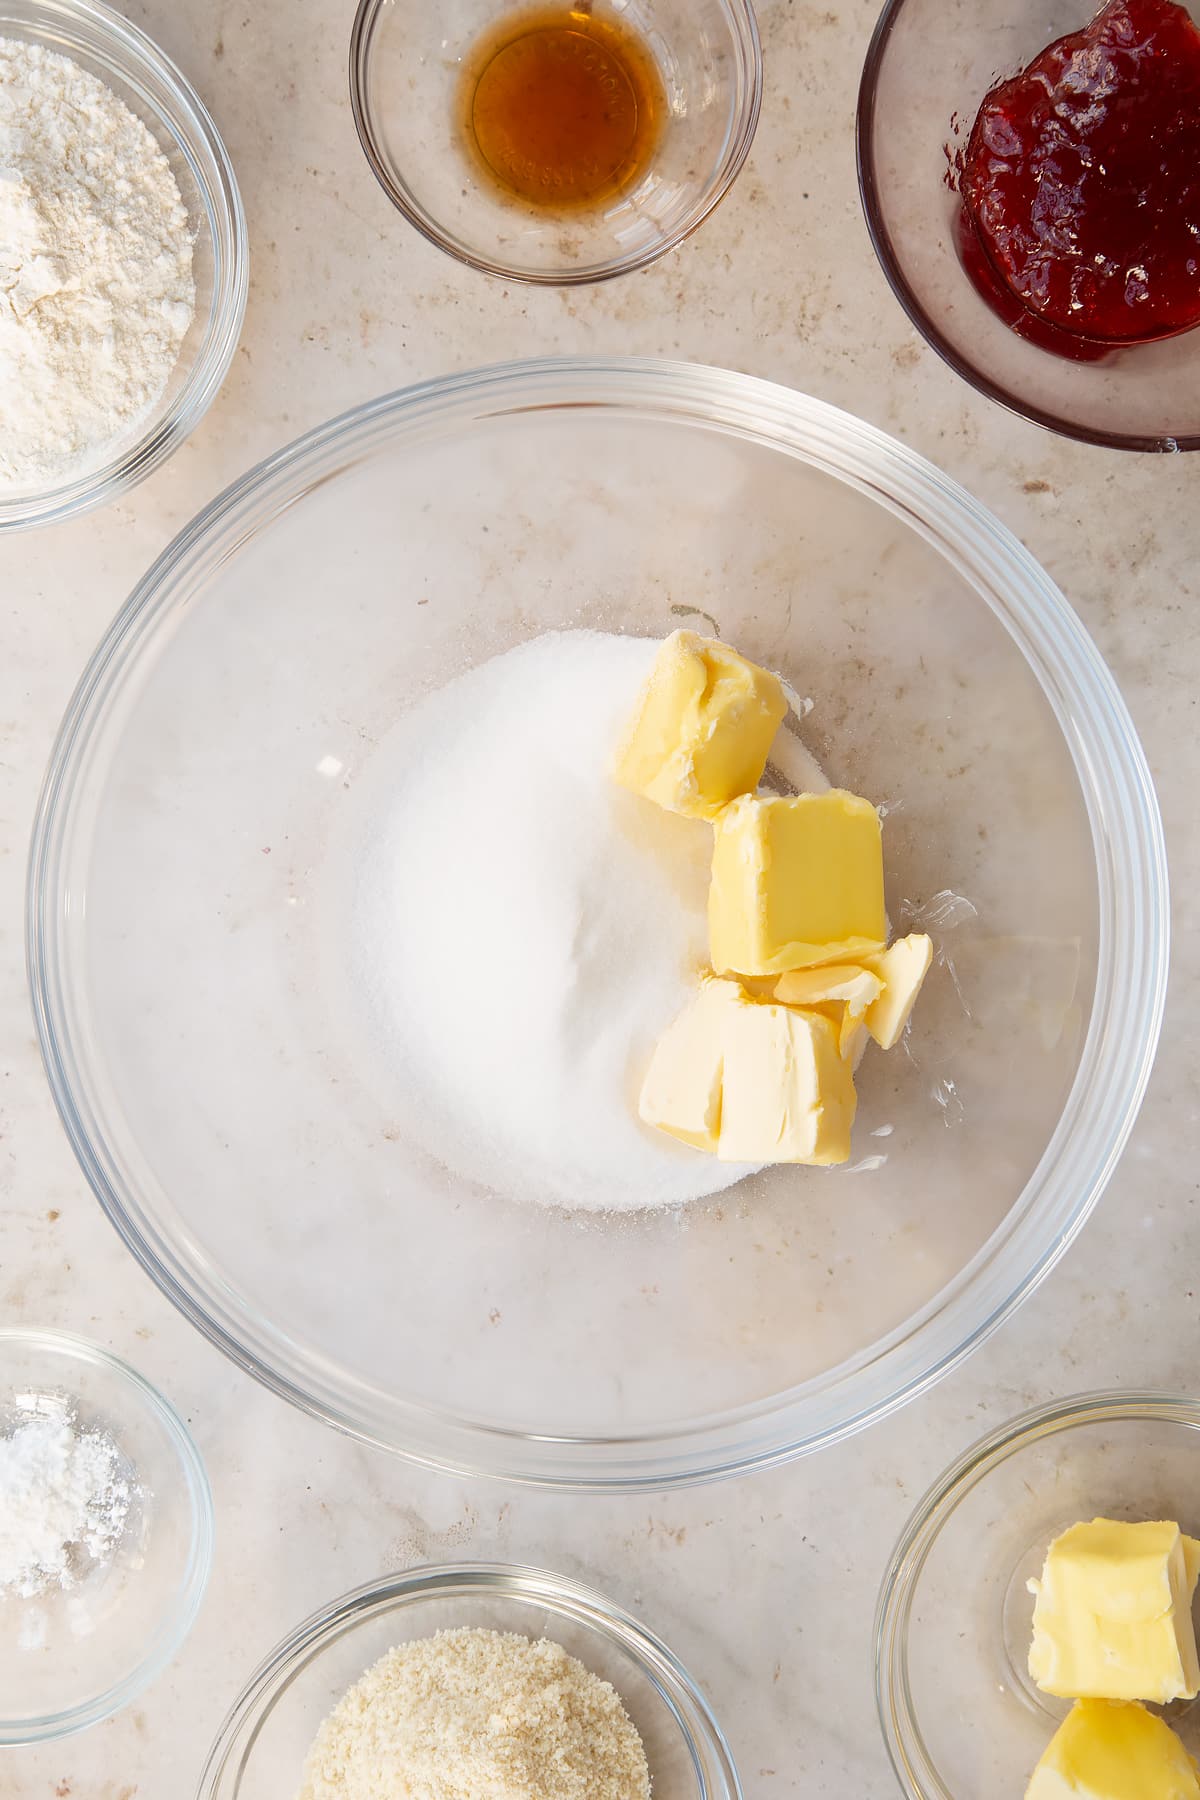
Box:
855;0;1199;455
195;1558;744;1800
0;1324;215;1745
874;1389;1200;1799
0;0;249;532
25;354;1168;1490
347;0;763;285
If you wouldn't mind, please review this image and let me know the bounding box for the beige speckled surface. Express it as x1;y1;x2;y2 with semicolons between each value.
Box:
2;0;1198;1793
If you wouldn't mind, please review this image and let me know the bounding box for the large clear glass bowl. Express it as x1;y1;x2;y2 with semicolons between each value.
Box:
857;0;1200;451
197;1563;741;1800
0;0;247;531
876;1394;1200;1798
27;358;1166;1489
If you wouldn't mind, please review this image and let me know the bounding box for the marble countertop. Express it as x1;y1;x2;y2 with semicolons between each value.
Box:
3;0;1197;1793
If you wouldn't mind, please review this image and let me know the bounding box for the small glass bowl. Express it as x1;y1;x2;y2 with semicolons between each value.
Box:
349;0;762;283
198;1562;742;1799
857;0;1200;451
0;0;247;531
876;1392;1200;1799
0;1327;214;1744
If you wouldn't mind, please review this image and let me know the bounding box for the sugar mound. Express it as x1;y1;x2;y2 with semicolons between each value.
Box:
354;629;756;1210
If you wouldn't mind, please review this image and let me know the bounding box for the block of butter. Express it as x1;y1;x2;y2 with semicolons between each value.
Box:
773;963;881;1061
862;933;933;1050
1026;1699;1200;1799
614;630;788;820
773;963;883;1015
709;790;887;976
638;976;743;1153
637;978;855;1165
1029;1518;1200;1703
717;995;855;1164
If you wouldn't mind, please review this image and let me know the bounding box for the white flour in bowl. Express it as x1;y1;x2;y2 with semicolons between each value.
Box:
0;37;195;490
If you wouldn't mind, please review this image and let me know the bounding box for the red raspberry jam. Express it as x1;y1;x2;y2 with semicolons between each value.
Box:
961;0;1200;346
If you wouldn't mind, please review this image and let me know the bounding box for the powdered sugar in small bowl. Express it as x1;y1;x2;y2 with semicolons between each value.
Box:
0;1327;213;1745
0;0;246;532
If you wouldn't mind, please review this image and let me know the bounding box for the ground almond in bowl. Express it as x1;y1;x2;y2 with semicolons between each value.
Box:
298;1626;651;1800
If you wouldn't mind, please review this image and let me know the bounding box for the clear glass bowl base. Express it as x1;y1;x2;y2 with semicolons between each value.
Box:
878;1395;1200;1799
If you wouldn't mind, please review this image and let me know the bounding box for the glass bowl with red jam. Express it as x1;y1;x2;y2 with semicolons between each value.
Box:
857;0;1200;449
349;0;761;284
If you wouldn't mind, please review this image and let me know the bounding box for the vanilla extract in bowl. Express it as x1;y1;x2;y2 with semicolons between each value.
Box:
460;5;665;211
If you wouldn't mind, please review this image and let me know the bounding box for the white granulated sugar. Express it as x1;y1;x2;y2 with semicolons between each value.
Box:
354;629;756;1211
0;1406;132;1597
0;37;195;489
298;1628;651;1800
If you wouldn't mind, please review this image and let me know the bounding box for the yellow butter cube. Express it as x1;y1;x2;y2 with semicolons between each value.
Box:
638;976;745;1152
862;933;933;1050
709;791;886;977
792;1000;869;1067
1026;1699;1200;1799
614;630;787;820
773;964;881;1061
774;964;882;1015
1029;1519;1200;1703
834;1011;869;1069
717;997;856;1165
